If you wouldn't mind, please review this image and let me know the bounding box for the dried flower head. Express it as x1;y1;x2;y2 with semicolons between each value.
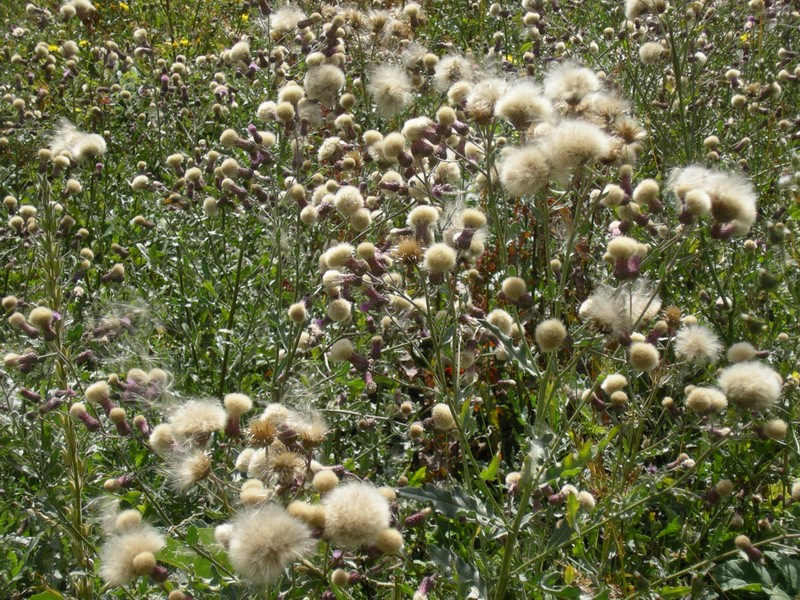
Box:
368;64;413;116
543;63;601;106
304;65;345;107
168;450;212;494
535;319;567;352
433;55;473;93
495;81;554;130
498;146;550;197
629;342;660;372
99;522;165;587
226;505;315;585
49;120;106;162
717;361;782;411
323;482;391;548
168;399;226;445
674;325;723;365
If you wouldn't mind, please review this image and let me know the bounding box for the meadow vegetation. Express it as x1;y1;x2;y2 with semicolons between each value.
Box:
1;0;799;598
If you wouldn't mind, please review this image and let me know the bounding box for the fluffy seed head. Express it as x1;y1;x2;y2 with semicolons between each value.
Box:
495;81;554;130
639;42;666;65
329;339;354;362
328;298;352;323
226;505;315;585
288;302;308;323
577;491;596;511
304;65;345;107
601;374;627;394
735;534;752;549
543;63;601;106
49;120;106;162
168;399;226;445
423;243;457;275
431;403;456;431
498;146;550;196
325;243;354;269
633;179;659;204
323;482;391;548
375;528;404;554
487;309;514;336
535;319;567;352
28;306;54;329
606;236;647;261
686;387;728;414
717;361;782;412
458;208;487;229
99;524;165;587
541;120;612;180
674;325;722;365
224;393;253;418
85;381;110;404
727;342;756;363
465;78;508;123
312;470;339;493
333;186;364;217
169;450;212;493
501;277;527;301
433;55;473;93
762;419;787;440
629;342;660;371
368;64;413;116
407;205;439;228
148;424;176;455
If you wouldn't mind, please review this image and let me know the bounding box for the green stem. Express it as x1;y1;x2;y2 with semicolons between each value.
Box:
217;232;248;396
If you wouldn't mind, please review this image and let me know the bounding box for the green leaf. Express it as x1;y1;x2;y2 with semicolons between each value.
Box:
659;586;692;598
28;593;63;600
186;525;199;545
398;484;495;526
479;452;501;481
407;466;428;487
428;544;488;599
766;552;800;594
767;587;793;600
657;516;681;539
713;559;775;592
540;572;582;598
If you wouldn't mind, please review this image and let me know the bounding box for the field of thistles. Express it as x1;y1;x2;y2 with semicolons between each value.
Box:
1;0;799;598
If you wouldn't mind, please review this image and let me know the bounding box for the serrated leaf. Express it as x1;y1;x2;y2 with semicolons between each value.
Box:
428;545;487;599
398;484;495;526
479;452;501;481
407;466;427;487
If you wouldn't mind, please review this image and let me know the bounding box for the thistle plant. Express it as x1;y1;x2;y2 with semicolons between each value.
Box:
0;0;799;598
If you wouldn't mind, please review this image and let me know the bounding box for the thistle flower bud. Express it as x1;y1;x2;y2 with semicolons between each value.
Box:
69;402;101;431
28;306;57;341
109;407;132;436
101;263;125;283
8;312;39;338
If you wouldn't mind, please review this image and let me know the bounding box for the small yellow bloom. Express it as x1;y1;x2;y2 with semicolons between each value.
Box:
180;38;189;46
78;40;88;47
241;14;249;22
119;2;129;10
